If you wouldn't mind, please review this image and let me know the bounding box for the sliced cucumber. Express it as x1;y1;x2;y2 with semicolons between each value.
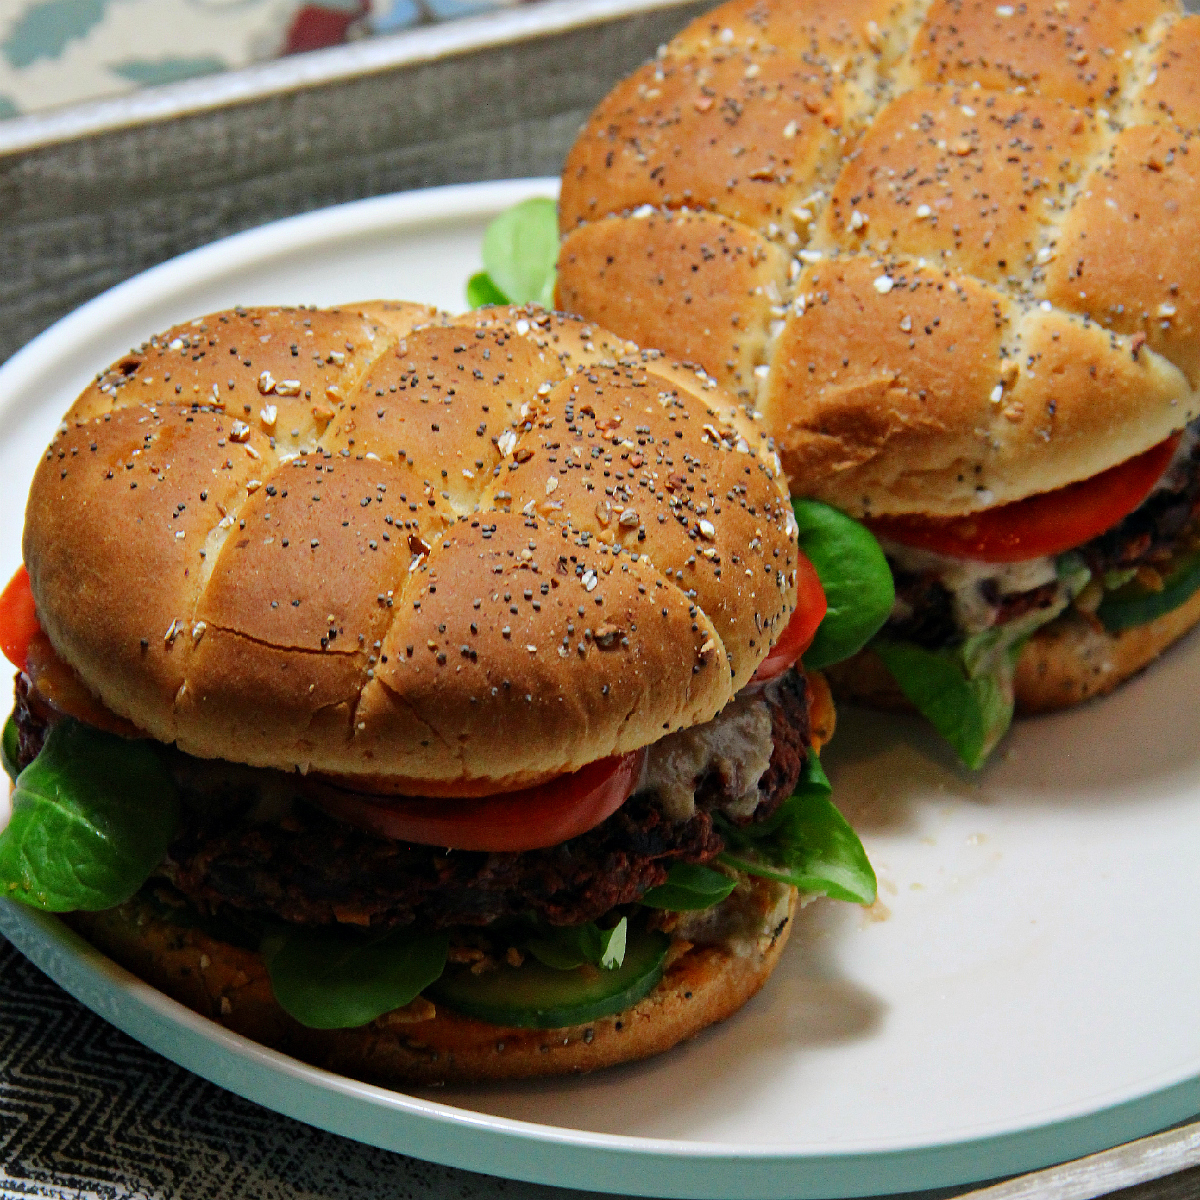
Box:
430;926;671;1029
1097;551;1200;633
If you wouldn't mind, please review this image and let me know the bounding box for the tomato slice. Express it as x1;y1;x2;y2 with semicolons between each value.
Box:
22;633;141;737
0;567;141;736
750;550;827;684
310;749;647;852
866;435;1181;564
0;567;41;670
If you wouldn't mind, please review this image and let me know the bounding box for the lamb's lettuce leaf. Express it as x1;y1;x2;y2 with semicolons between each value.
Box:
640;862;737;911
0;719;178;911
466;271;510;310
873;554;1091;768
467;197;558;308
264;913;638;1031
263;924;450;1030
717;755;876;905
794;500;894;669
526;916;628;971
872;637;1016;770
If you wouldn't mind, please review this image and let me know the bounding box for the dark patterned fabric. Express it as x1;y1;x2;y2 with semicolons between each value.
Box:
0;938;601;1200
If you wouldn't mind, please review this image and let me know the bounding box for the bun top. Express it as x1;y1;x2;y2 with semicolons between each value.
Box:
557;0;1200;517
23;304;799;791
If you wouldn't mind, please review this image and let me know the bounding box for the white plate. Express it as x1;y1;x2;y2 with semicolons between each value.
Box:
1;179;1198;1200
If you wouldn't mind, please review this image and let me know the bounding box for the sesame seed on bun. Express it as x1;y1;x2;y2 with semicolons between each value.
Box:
555;0;1200;733
556;0;1200;518
23;303;799;789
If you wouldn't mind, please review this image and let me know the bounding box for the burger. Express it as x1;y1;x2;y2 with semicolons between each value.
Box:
0;300;878;1084
554;0;1200;766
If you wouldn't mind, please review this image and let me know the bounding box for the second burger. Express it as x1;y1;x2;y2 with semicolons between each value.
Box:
555;0;1200;766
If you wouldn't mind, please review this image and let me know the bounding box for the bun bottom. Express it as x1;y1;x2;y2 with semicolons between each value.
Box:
65;883;796;1086
826;587;1200;719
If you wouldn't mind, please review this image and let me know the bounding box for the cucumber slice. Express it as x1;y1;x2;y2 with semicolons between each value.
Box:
430;926;671;1029
1097;550;1200;633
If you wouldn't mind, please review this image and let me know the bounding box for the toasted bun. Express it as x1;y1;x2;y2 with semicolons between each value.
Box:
557;0;1200;518
66;880;796;1084
1012;585;1200;713
23;304;800;790
826;586;1200;719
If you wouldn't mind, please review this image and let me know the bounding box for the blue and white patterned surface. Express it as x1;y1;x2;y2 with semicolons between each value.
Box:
0;0;526;119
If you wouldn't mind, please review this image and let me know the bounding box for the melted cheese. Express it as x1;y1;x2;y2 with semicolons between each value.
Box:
881;539;1060;634
642;692;775;822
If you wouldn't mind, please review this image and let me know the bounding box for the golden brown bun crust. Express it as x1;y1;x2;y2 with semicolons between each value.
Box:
764;260;1191;517
1012;584;1200;713
1045;121;1200;393
556;0;1200;517
66;883;796;1085
826;588;1200;718
23;305;799;788
558;211;788;401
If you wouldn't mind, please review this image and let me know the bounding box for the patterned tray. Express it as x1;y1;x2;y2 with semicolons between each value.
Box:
0;0;529;119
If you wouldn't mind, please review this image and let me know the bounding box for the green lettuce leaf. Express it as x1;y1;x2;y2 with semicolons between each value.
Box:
873;637;1015;770
263;924;450;1030
873;553;1090;769
717;755;877;905
0;719;179;911
640;862;737;911
794;499;894;669
526;916;628;971
466;271;509;309
468;197;559;308
2;715;18;783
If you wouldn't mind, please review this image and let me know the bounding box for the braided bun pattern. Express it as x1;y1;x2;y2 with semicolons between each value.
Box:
23;304;798;791
558;0;1200;517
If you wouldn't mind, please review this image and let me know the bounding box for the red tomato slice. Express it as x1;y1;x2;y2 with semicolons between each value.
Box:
0;566;140;736
310;749;647;852
22;633;142;737
750;550;828;684
0;567;41;670
866;435;1181;564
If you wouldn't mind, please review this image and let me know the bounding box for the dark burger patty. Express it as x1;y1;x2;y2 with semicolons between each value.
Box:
886;569;956;650
13;669;811;932
1078;447;1200;579
888;572;1062;651
884;439;1200;652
